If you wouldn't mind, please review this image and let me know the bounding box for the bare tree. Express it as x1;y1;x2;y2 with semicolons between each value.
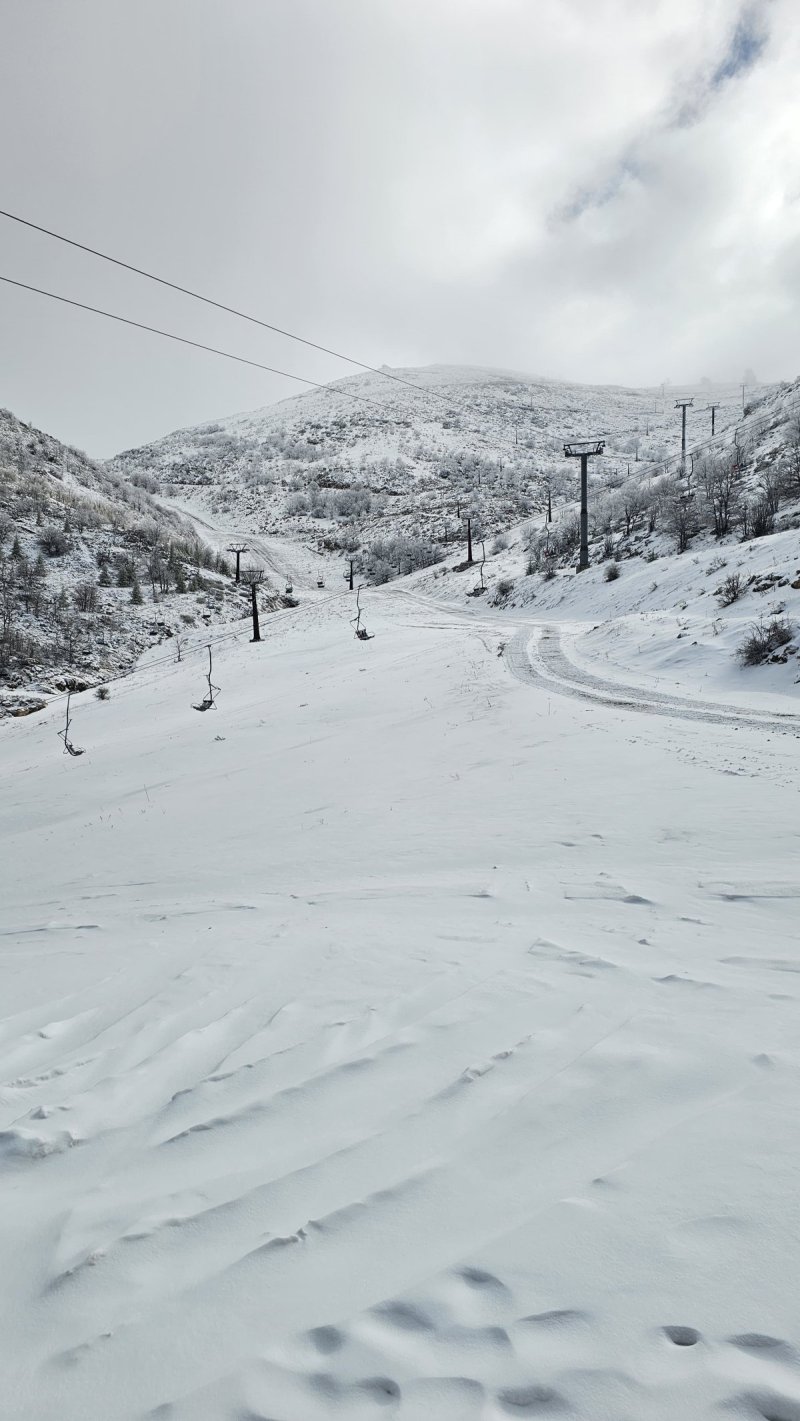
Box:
758;465;783;517
617;480;648;536
782;417;800;497
702;455;742;537
74;581;99;613
665;489;700;553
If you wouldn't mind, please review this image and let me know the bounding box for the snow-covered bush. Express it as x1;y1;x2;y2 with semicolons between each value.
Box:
39;526;70;557
737;615;793;666
717;573;742;607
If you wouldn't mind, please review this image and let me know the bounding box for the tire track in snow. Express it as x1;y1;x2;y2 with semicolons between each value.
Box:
506;625;800;734
389;586;800;733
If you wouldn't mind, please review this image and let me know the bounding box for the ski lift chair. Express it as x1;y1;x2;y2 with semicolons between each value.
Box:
352;583;373;640
193;648;219;711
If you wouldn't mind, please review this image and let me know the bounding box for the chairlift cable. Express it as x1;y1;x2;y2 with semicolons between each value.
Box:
0;207;537;448
0;274;397;415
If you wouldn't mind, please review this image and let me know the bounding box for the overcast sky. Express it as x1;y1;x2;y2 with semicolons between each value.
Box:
0;0;797;457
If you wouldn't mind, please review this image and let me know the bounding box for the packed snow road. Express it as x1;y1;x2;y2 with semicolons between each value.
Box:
1;588;799;1420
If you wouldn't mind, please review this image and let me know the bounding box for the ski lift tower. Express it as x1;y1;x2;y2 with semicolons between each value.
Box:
674;398;693;471
563;438;605;571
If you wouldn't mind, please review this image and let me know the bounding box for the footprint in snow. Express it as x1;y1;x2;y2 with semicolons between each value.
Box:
662;1324;702;1347
496;1384;568;1414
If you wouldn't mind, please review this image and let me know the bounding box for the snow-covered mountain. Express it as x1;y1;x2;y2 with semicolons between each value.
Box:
0;407;265;713
109;365;775;569
106;364;800;695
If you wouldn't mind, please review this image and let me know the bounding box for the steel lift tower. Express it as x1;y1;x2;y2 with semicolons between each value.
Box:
563;439;606;571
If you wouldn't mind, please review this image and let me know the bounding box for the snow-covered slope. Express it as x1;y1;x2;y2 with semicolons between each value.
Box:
409;523;800;699
0;407;259;713
110;365;781;574
2;583;799;1420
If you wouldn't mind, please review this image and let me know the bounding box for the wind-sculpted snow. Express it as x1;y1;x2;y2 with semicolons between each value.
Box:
1;585;799;1418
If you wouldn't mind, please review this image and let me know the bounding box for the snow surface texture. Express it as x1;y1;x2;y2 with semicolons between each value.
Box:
2;574;800;1420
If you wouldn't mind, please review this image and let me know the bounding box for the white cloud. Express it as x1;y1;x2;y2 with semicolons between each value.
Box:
0;0;796;452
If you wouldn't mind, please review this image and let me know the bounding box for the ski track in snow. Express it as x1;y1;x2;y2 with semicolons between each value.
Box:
1;576;800;1420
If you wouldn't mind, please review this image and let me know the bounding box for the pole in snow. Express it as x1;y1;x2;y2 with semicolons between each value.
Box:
250;581;262;642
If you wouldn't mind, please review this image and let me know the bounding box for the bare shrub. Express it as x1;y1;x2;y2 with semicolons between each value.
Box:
737;616;793;666
749;500;774;539
491;577;514;605
716;573;742;607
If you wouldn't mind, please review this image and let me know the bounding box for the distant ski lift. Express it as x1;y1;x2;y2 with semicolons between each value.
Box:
317;575;325;588
285;580;293;595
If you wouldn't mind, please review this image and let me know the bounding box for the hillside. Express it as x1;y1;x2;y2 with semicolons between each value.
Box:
397;376;800;693
0;408;277;715
108;365;800;689
111;365;782;583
